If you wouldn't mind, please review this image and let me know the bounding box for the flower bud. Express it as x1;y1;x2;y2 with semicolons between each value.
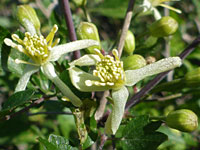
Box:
184;68;200;86
123;54;146;70
77;22;101;54
72;0;87;7
149;16;178;37
124;30;135;55
166;109;198;132
17;5;41;35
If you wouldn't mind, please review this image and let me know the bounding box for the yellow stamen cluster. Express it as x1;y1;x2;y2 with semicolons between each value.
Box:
4;25;59;65
85;49;125;89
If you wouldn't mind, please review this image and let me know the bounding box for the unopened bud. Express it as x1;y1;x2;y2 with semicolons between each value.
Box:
124;30;135;55
166;109;198;132
123;54;146;70
184;68;200;86
17;5;41;35
149;16;178;37
77;22;101;54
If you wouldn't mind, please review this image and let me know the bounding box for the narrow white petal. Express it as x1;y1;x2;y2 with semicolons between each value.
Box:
15;65;39;92
69;66;111;92
125;57;182;86
69;54;101;66
41;62;82;107
105;86;129;135
49;40;99;61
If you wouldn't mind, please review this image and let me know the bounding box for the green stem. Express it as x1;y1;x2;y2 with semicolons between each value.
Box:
150;116;166;121
41;62;82;107
82;6;91;22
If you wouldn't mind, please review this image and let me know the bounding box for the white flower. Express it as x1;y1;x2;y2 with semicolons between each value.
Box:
138;0;181;20
4;24;99;107
68;49;182;134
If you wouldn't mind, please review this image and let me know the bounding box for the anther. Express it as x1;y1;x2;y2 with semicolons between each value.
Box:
85;80;93;86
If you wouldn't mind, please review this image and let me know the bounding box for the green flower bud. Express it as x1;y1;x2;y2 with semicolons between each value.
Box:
123;54;146;70
72;0;87;7
77;22;101;54
149;16;178;37
184;68;200;86
17;5;41;35
124;30;135;55
166;109;198;132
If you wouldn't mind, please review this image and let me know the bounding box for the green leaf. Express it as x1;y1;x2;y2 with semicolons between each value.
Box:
105;86;129;135
0;25;11;72
48;134;77;150
90;0;129;18
82;135;94;149
38;137;58;150
2;89;35;111
121;115;167;150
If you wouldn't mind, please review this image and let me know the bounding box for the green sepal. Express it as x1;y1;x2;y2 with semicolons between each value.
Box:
105;86;129;135
69;66;111;92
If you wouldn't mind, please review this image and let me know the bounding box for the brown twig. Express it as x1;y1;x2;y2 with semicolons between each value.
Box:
1;98;44;121
98;134;108;150
34;0;58;18
61;0;81;59
27;111;72;116
95;90;110;121
125;35;200;110
117;0;135;57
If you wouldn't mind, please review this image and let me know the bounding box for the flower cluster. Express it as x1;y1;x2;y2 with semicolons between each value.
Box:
4;6;99;107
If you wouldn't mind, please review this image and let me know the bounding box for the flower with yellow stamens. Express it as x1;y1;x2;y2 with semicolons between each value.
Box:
85;49;125;89
139;0;181;20
4;5;99;107
68;49;182;134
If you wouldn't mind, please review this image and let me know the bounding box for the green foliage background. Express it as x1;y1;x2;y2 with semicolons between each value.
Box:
0;0;200;149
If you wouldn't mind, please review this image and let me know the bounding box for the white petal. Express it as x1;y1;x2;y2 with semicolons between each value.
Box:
69;66;111;92
41;62;82;107
153;8;161;20
105;86;129;135
69;54;101;66
125;57;182;86
15;65;39;92
49;40;99;61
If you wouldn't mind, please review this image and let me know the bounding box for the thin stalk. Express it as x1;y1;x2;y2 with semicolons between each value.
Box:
82;6;91;22
150;116;166;121
61;0;81;59
117;0;135;58
125;36;200;110
27;111;72;116
1;98;44;121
